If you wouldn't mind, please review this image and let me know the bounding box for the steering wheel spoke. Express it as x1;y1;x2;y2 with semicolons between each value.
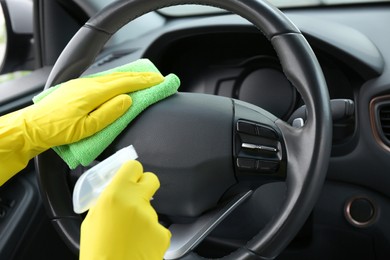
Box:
165;190;253;259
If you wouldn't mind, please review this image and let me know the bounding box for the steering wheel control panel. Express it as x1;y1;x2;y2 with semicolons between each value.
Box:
234;120;285;177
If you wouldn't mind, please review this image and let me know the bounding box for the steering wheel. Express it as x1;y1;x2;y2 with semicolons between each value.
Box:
35;0;332;259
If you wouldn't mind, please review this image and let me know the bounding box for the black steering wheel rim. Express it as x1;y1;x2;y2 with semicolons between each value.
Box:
36;0;332;259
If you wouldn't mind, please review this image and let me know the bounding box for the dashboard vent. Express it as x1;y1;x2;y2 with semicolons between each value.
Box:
370;96;390;151
379;105;390;141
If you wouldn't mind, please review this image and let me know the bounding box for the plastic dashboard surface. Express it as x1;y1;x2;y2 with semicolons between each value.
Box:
83;5;390;199
86;6;378;150
89;6;383;121
1;5;387;198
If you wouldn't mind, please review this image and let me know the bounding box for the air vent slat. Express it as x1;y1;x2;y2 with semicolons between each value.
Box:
378;104;390;144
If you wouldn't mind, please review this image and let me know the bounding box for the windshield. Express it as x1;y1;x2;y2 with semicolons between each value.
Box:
79;0;390;16
159;0;389;15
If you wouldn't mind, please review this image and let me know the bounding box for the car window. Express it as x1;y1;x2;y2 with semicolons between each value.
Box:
0;5;6;74
0;4;31;83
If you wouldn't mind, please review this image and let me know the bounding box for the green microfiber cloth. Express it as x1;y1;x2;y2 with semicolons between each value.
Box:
33;59;180;169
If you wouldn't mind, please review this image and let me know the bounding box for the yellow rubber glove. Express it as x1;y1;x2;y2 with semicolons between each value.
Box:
0;72;164;186
80;160;171;260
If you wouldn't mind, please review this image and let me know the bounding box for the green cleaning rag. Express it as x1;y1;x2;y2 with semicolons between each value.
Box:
33;59;180;169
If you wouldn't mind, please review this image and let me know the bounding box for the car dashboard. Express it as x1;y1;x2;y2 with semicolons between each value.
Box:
1;2;390;259
84;5;390;258
89;5;382;158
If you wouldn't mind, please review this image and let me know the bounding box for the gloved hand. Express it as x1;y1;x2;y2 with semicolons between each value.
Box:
0;72;163;185
80;160;171;260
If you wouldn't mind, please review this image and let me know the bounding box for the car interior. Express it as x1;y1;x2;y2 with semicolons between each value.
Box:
0;0;390;259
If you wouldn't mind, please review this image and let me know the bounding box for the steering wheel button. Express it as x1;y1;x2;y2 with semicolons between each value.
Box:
257;160;279;172
242;143;278;153
237;121;257;135
237;158;257;170
257;125;278;139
